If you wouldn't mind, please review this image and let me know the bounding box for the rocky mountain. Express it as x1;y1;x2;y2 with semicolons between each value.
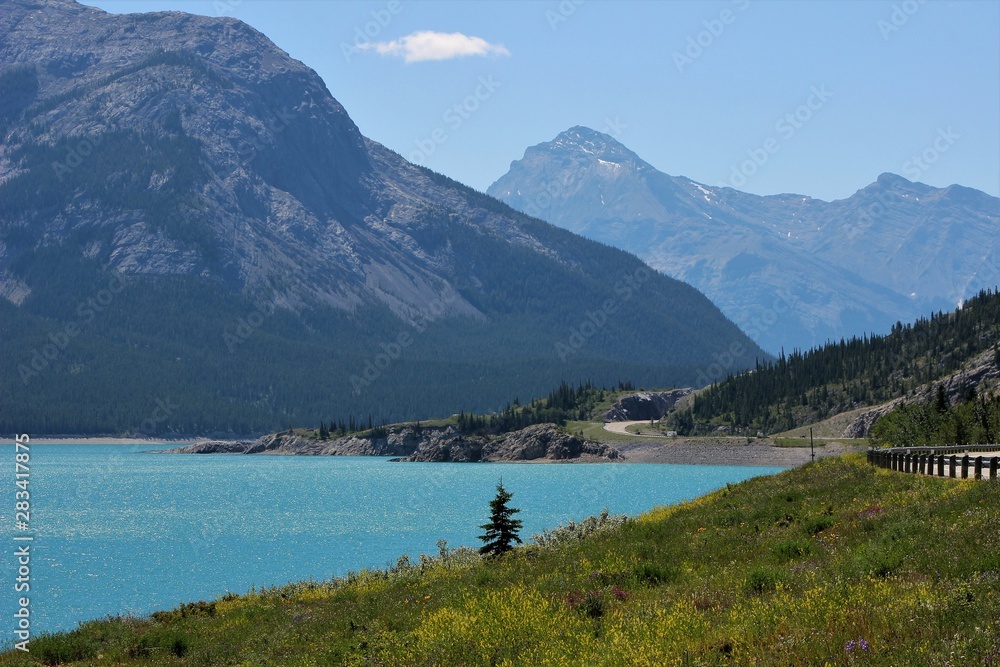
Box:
0;1;765;435
603;389;693;422
488;127;1000;354
159;423;622;462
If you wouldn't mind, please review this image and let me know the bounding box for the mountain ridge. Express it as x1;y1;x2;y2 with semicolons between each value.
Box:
0;0;766;435
488;126;1000;353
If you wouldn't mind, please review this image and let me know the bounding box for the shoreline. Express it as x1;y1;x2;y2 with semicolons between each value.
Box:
2;435;866;467
0;436;196;445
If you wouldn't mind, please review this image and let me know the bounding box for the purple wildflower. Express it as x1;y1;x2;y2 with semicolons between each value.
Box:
846;637;871;654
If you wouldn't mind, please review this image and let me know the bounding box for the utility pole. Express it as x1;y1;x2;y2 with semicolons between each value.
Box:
810;427;815;462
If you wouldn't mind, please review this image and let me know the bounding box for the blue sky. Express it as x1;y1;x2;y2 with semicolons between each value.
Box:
86;0;999;201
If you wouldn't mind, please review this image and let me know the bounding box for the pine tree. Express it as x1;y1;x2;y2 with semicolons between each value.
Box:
478;480;522;557
934;384;949;414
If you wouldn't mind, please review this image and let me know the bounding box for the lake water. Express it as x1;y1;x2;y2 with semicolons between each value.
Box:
0;445;784;641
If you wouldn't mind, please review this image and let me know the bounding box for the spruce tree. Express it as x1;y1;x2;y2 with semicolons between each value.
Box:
478;480;522;557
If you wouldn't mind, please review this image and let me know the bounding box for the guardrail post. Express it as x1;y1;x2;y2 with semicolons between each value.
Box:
974;457;983;480
905;454;912;473
918;454;926;475
991;457;998;481
949;455;957;478
937;455;945;477
961;455;970;479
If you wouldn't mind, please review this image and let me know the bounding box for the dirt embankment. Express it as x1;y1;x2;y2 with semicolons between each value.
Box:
612;436;861;466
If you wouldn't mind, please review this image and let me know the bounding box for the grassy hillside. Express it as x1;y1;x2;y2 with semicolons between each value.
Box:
6;456;998;666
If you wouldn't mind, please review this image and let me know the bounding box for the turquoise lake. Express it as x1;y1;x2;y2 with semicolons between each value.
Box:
0;445;784;642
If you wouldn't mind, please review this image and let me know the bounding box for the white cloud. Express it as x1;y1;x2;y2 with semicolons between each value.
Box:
358;30;511;63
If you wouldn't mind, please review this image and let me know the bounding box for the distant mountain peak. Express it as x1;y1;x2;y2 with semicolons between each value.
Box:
556;125;617;145
875;172;911;187
541;125;643;165
489;131;1000;354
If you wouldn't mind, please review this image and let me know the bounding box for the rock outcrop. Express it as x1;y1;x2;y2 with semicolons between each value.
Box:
843;348;1000;438
159;423;622;462
604;389;694;422
404;424;621;462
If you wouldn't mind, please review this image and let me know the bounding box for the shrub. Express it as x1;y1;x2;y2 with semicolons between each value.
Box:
23;631;101;664
850;543;904;578
744;568;782;595
775;539;813;561
531;508;628;547
803;517;835;536
633;562;679;587
566;590;606;618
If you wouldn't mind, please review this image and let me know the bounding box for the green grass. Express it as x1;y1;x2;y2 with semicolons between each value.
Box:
5;455;999;666
623;422;667;436
563;419;635;443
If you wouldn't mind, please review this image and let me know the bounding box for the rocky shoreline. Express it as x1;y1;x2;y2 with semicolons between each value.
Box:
155;425;864;467
157;423;622;463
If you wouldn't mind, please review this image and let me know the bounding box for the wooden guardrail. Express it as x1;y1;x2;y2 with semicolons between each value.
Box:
867;446;1000;480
